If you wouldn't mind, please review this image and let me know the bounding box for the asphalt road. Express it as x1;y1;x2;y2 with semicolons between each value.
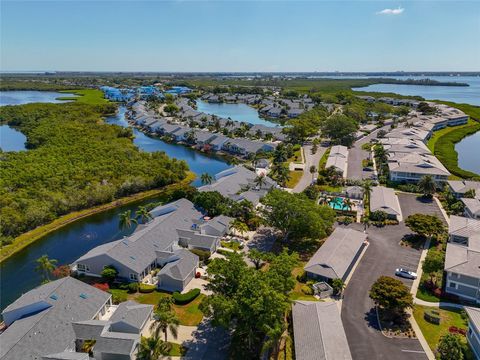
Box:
292;144;327;193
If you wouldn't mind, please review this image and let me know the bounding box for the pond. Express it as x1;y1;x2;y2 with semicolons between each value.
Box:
0;125;27;151
196;99;280;126
455;130;480;174
0;105;231;312
0;90;78;106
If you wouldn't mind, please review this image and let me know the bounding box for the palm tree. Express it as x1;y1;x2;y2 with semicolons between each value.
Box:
150;298;180;342
200;172;213;185
35;255;58;282
343;198;354;211
271;163;290;187
309;165;317;181
418;175;436;198
118;210;137;230
136;335;170;360
231;219;249;237
81;339;96;356
318;194;329;206
135;206;152;224
362;180;373;205
254;174;267;189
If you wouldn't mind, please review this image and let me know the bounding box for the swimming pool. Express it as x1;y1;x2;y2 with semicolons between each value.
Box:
328;197;349;211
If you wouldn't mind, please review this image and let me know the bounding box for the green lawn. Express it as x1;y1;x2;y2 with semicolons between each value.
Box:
318;147;331;170
286;170;303;188
427;119;478;153
413;305;468;352
289;265;320;302
168;342;187;356
57;89;110;105
287;148;303;164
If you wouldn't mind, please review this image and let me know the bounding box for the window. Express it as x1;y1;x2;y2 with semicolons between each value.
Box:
449;282;457;289
130;273;138;281
77;264;89;272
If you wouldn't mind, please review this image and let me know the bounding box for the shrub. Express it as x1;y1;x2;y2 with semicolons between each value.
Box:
424;310;441;325
93;283;110;292
173;288;201;305
101;265;118;283
217;248;233;257
109;289;127;304
139;284;156;293
190;248;211;261
127;282;138;293
195;272;201;279
296;271;307;283
301;285;314;295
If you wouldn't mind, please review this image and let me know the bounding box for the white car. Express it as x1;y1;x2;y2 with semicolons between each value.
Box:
395;268;417;280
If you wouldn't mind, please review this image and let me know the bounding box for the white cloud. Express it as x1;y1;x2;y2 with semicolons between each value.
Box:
376;7;404;15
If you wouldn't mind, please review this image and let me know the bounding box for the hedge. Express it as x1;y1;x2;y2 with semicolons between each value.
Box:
424;310;441;325
139;284;156;293
173;288;201;305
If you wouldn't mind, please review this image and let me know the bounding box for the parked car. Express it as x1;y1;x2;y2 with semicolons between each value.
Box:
395;268;417;280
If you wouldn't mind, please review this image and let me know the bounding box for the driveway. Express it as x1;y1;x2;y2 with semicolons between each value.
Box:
347;125;390;180
292;144;327;193
397;193;446;223
341;222;427;360
182;319;230;360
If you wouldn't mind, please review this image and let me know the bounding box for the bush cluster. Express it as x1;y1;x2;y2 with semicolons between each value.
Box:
172;288;201;305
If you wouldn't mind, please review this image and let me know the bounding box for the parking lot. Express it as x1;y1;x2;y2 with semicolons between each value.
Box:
397;192;447;223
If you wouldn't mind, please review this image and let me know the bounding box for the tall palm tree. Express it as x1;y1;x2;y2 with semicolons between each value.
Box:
271;163;290;187
343;198;354;211
362;180;373;205
418;175;436;198
150;298;180;342
118;210;137;230
35;255;58;282
309;165;317;181
231;219;249;237
200;172;213;185
254;174;267;189
136;335;170;360
135;206;152;224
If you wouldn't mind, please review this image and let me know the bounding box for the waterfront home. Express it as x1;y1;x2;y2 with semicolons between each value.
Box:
304;227;367;282
208;134;230;151
171;126;191;142
192;129;217;147
0;277;155;360
386;127;432;143
199;166;277;206
444;216;480;303
462;198;480;219
370;186;402;220
292;301;353;360
325;145;348;178
465;307;480;359
222;138;276;157
448;180;480;198
380;137;431;155
72;199;227;289
159;123;182;137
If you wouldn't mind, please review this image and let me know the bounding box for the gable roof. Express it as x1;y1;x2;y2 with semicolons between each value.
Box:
292;301;352;360
370;186;401;216
109;301;153;333
449;215;480;242
159;249;198;282
466;307;480;331
304;228;367;280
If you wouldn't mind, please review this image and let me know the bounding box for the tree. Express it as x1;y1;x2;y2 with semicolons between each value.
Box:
418;175;436;198
362;180;373;204
464;188;476;199
52;265;71;279
35;255;58;282
369;276;413;314
422;249;445;286
150;297;180;342
136;335;170;360
135;206;152;224
331;278;345;296
231;219;249;237
200;172;213;185
309;165;317;181
192;190;228;217
101;265;118;283
254;174;267;189
436;333;465;360
247;248;271;270
270;163;290;187
342;198;354;211
261;190;335;242
118;210;137;230
320;114;358;147
405;214;445;239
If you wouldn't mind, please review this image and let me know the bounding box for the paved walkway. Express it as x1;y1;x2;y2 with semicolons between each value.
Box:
413;298;464;309
292;144;326;193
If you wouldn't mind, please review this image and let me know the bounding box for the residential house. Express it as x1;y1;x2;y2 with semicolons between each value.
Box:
465;307;480;359
304;227;367;282
370;186;402;220
448;180;480;198
325;145;348;178
444;216;480;303
387;152;450;184
157;249;199;292
462;198;480;219
292;301;353;360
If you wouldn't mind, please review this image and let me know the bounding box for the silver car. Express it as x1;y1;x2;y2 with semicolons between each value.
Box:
395;268;417;280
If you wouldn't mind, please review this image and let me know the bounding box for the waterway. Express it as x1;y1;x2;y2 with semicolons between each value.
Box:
0;125;27;151
455;130;480;174
196;99;280;126
0;101;231;311
0;90;78;106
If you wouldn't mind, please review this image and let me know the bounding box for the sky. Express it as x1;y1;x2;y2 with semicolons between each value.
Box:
1;1;479;72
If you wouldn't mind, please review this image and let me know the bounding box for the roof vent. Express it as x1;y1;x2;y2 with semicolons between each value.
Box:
79;293;88;299
49;294;58;301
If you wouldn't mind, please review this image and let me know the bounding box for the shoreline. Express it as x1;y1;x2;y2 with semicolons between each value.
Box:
0;172;196;263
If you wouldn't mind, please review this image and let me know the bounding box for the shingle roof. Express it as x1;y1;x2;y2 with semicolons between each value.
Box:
42;352;90;360
449;215;480;242
462;198;480;216
109;301;153;333
304;228;367;280
370;186;402;216
292;301;352;360
159;249;198;281
0;277;110;360
444;243;480;278
466;307;480;331
448;180;480;195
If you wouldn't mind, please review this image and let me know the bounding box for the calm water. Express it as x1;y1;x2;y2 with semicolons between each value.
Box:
196;99;279;126
0;90;78;106
352;75;480;106
456;131;480;174
0;125;27;151
0;105;231;311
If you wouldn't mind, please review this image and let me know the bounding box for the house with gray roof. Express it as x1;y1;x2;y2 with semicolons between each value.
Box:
370;186;402;220
448;180;480;198
325;145;348;178
199;166;277;206
0;277;112;360
445;216;480;303
304;227;367;282
222;138;277;157
208;134;230;151
158;249;199;292
462;198;480;219
465;307;480;359
292;301;352;360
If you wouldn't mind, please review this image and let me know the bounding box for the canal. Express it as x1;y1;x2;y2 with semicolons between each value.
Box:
0;103;231;311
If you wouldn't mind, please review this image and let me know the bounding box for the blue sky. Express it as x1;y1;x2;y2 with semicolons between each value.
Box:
1;1;479;72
